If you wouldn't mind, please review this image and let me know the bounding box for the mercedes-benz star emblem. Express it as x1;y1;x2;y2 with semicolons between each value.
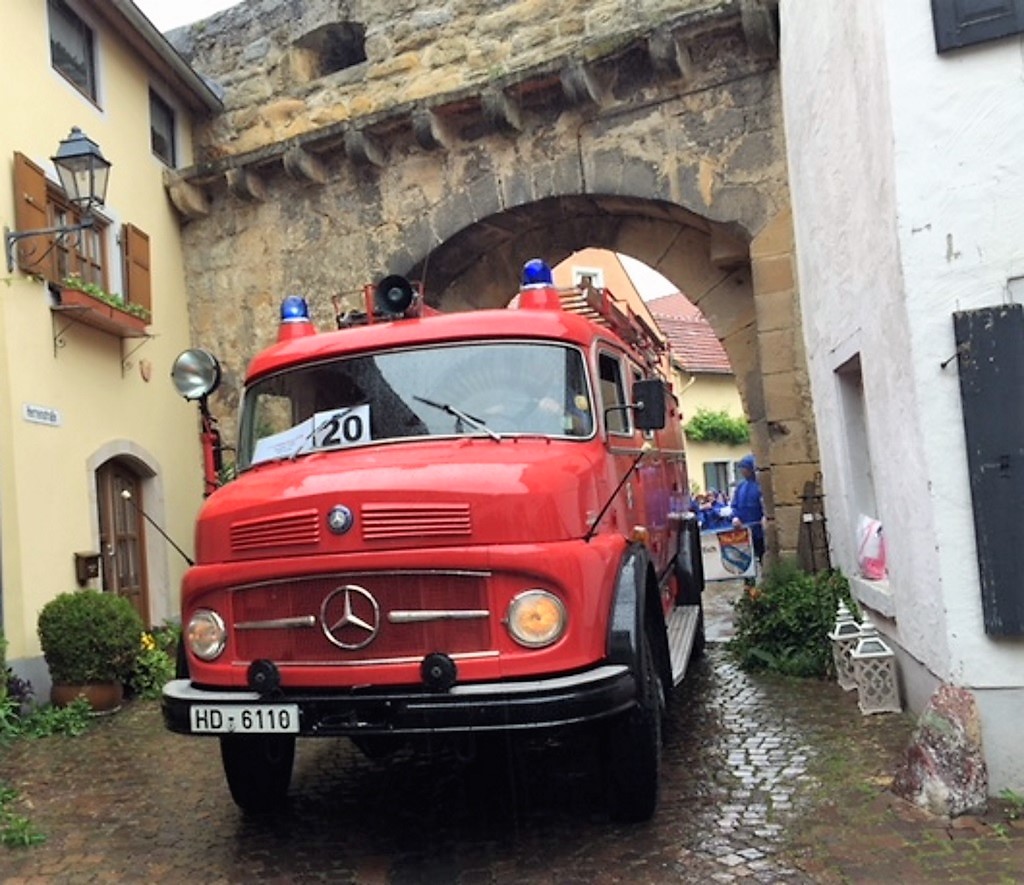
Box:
321;584;380;650
327;505;354;535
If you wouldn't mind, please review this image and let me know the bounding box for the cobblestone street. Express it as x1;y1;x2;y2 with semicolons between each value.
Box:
2;583;1023;883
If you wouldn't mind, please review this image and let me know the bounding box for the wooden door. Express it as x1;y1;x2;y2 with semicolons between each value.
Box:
97;461;149;625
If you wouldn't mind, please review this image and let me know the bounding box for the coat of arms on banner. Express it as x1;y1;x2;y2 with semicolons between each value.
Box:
701;527;756;581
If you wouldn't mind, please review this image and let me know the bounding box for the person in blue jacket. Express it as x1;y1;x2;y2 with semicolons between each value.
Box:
731;454;765;566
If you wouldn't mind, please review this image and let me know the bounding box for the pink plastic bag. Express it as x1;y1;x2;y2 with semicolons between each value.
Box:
857;514;887;580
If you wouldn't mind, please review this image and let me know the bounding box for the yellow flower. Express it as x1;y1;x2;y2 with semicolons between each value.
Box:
141;632;156;651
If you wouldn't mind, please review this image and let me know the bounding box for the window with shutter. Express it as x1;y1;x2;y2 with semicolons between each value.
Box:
13;153;56;280
10;151;108;288
932;0;1024;52
123;223;152;315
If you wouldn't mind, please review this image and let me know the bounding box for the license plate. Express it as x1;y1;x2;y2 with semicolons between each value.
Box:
190;704;299;734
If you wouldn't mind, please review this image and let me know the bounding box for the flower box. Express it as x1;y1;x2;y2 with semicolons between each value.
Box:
54;287;149;338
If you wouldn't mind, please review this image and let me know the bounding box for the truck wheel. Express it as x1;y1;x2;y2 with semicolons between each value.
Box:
604;634;662;823
220;734;295;814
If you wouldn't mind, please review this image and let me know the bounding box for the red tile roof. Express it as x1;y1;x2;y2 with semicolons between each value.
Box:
647;293;733;375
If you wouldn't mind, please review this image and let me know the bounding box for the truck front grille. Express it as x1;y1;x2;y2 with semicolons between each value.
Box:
230;570;491;664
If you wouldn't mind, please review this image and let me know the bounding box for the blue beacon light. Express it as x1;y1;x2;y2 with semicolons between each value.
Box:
521;258;553;288
277;295;316;342
280;295;310;323
518;258;561;310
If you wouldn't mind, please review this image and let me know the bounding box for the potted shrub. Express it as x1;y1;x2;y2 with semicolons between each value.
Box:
37;590;144;713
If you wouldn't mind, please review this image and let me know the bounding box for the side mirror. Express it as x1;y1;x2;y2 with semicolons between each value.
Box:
632;379;666;431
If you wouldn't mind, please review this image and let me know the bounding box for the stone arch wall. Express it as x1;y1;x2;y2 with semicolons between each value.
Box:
170;0;816;556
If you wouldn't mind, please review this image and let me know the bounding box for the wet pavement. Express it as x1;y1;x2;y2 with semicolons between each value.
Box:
2;581;1024;883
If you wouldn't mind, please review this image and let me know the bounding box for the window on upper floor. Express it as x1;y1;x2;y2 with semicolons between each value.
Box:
48;0;97;101
573;266;604;292
10;153;151;316
13;152;108;289
150;90;176;167
932;0;1024;52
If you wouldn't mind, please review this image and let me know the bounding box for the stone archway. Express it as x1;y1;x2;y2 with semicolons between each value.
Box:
387;194;814;558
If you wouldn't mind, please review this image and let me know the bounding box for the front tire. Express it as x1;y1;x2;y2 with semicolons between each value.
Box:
605;633;662;823
220;734;295;814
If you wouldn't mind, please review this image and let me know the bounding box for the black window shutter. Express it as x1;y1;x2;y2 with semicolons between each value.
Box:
953;304;1024;635
932;0;1024;52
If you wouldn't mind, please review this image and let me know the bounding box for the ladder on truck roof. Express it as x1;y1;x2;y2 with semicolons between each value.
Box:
558;284;667;371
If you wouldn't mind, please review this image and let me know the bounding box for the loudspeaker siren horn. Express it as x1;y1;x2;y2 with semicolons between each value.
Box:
375;275;418;316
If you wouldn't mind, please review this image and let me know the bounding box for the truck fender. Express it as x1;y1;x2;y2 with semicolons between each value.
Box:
674;513;705;605
607;543;670;698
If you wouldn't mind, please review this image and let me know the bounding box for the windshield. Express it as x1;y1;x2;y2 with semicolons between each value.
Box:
237;341;594;469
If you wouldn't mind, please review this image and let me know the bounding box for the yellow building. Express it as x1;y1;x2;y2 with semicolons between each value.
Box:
650;300;750;496
554;249;749;496
0;0;220;689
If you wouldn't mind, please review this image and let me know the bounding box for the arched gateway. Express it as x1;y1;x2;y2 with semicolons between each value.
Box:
166;0;815;555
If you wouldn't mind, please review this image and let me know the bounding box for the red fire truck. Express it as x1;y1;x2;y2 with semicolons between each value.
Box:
162;259;705;822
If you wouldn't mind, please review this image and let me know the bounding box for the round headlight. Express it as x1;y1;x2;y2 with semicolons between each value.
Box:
171;348;221;401
506;590;566;648
187;609;227;661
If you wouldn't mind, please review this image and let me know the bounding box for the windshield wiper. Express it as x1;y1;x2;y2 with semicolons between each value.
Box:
413;395;502;441
290;406;355;459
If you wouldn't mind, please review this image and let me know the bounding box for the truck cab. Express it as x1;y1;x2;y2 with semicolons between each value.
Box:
162;259;705;822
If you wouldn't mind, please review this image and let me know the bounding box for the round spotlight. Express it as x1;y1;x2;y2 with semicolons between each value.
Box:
171;348;221;401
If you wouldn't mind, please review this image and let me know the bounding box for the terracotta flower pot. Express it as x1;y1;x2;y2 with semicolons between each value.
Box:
50;681;124;714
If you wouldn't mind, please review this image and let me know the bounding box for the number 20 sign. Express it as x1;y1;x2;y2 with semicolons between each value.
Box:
312;404;371;449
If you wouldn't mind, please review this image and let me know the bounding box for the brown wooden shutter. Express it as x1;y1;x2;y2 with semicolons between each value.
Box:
12;152;56;281
122;223;151;314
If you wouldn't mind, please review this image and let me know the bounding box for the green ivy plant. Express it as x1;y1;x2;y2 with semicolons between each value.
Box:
683;408;750;445
62;274;151;322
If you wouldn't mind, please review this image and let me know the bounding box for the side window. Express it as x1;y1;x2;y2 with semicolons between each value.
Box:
48;0;97;101
598;351;630;435
631;366;655;438
149;90;176;166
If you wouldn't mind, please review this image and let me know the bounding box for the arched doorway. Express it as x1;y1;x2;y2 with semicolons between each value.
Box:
96;459;149;625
